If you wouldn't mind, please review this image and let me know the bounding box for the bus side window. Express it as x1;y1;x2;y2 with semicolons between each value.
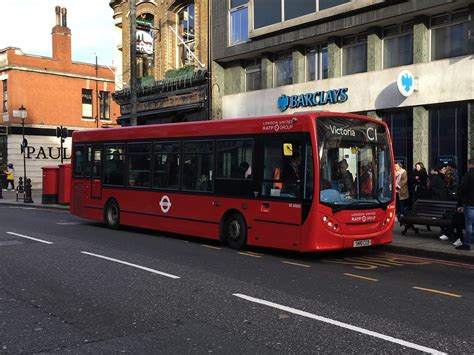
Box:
183;141;214;192
262;139;304;199
104;145;125;186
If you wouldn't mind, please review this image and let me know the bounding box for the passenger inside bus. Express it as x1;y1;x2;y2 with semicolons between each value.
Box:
337;159;354;193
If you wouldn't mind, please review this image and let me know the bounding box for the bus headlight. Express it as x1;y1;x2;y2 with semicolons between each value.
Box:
322;215;340;233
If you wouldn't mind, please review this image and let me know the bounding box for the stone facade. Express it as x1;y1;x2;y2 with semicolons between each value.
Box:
110;0;210;125
110;0;209;83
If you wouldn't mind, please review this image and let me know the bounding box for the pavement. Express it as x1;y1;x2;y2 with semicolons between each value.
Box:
0;189;472;263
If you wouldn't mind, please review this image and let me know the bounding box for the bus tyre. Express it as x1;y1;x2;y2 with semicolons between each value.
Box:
225;213;247;250
104;200;120;229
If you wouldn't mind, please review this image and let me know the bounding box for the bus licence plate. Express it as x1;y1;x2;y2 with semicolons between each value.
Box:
353;239;371;248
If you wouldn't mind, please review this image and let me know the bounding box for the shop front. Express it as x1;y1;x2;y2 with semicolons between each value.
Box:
4;127;71;189
221;57;473;174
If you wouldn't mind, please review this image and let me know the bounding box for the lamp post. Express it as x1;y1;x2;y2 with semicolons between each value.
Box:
18;104;29;202
18;105;27;187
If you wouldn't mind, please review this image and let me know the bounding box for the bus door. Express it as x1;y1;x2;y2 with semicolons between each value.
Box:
89;145;103;199
252;135;310;250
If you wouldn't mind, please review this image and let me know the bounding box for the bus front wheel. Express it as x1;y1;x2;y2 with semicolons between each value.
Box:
104;200;120;229
224;213;247;250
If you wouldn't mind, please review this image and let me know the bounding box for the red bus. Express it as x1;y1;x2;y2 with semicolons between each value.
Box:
70;112;395;252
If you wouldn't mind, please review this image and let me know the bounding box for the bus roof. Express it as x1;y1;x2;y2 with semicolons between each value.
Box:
72;112;382;143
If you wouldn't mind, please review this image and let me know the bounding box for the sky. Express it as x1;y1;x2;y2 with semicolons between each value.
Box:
0;0;117;67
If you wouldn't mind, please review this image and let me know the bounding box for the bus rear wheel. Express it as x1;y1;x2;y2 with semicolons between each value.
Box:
104;200;120;229
224;213;247;250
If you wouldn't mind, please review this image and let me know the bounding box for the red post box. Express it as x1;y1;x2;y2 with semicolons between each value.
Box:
42;166;59;204
58;163;72;205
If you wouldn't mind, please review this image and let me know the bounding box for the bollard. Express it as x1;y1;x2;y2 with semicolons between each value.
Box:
24;178;33;203
16;177;24;202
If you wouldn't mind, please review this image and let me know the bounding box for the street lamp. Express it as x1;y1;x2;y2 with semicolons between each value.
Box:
18;105;28;193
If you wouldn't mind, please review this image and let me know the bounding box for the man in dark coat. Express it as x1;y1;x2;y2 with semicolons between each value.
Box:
429;166;449;200
455;158;474;251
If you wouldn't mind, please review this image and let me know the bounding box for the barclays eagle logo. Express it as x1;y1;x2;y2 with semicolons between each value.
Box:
397;70;415;97
278;95;290;112
401;73;413;93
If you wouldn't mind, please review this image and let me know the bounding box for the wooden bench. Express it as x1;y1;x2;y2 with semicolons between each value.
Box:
398;199;458;236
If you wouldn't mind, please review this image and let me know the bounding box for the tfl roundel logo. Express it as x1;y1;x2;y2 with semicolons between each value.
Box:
397;70;415;97
159;195;172;213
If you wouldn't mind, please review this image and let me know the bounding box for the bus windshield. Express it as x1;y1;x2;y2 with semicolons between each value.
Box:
317;116;393;209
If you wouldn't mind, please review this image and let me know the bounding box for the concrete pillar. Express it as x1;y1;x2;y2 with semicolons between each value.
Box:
367;27;382;72
211;61;225;119
292;47;305;84
261;53;274;89
367;111;382;121
223;62;245;95
412;106;430;168
328;37;341;78
413;15;429;64
468;102;474;160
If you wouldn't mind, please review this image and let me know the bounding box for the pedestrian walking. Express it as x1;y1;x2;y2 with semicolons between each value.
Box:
455;158;474;251
6;163;14;190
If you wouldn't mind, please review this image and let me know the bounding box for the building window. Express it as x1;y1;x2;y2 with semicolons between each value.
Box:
81;89;93;119
430;104;468;176
285;0;315;21
254;0;350;29
2;80;6;113
382;110;413;173
136;13;155;79
245;59;261;92
305;44;328;81
342;34;367;76
431;9;469;61
319;0;350;11
229;0;248;45
177;3;195;67
383;24;413;69
274;52;293;87
99;91;110;120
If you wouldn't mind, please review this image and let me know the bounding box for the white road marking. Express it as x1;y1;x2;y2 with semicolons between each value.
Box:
233;293;446;355
80;251;180;279
6;232;54;245
56;222;80;225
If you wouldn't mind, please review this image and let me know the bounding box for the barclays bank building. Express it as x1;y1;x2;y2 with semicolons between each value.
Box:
211;0;474;175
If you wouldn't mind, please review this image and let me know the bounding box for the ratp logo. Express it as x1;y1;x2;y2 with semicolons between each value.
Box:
397;70;415;97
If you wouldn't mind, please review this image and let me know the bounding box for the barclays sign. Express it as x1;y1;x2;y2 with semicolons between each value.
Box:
277;88;349;112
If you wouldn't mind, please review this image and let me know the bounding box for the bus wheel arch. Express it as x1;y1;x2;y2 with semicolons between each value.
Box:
104;198;120;229
220;210;247;250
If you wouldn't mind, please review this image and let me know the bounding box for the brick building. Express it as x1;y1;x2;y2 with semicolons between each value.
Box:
109;0;210;125
0;7;119;188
